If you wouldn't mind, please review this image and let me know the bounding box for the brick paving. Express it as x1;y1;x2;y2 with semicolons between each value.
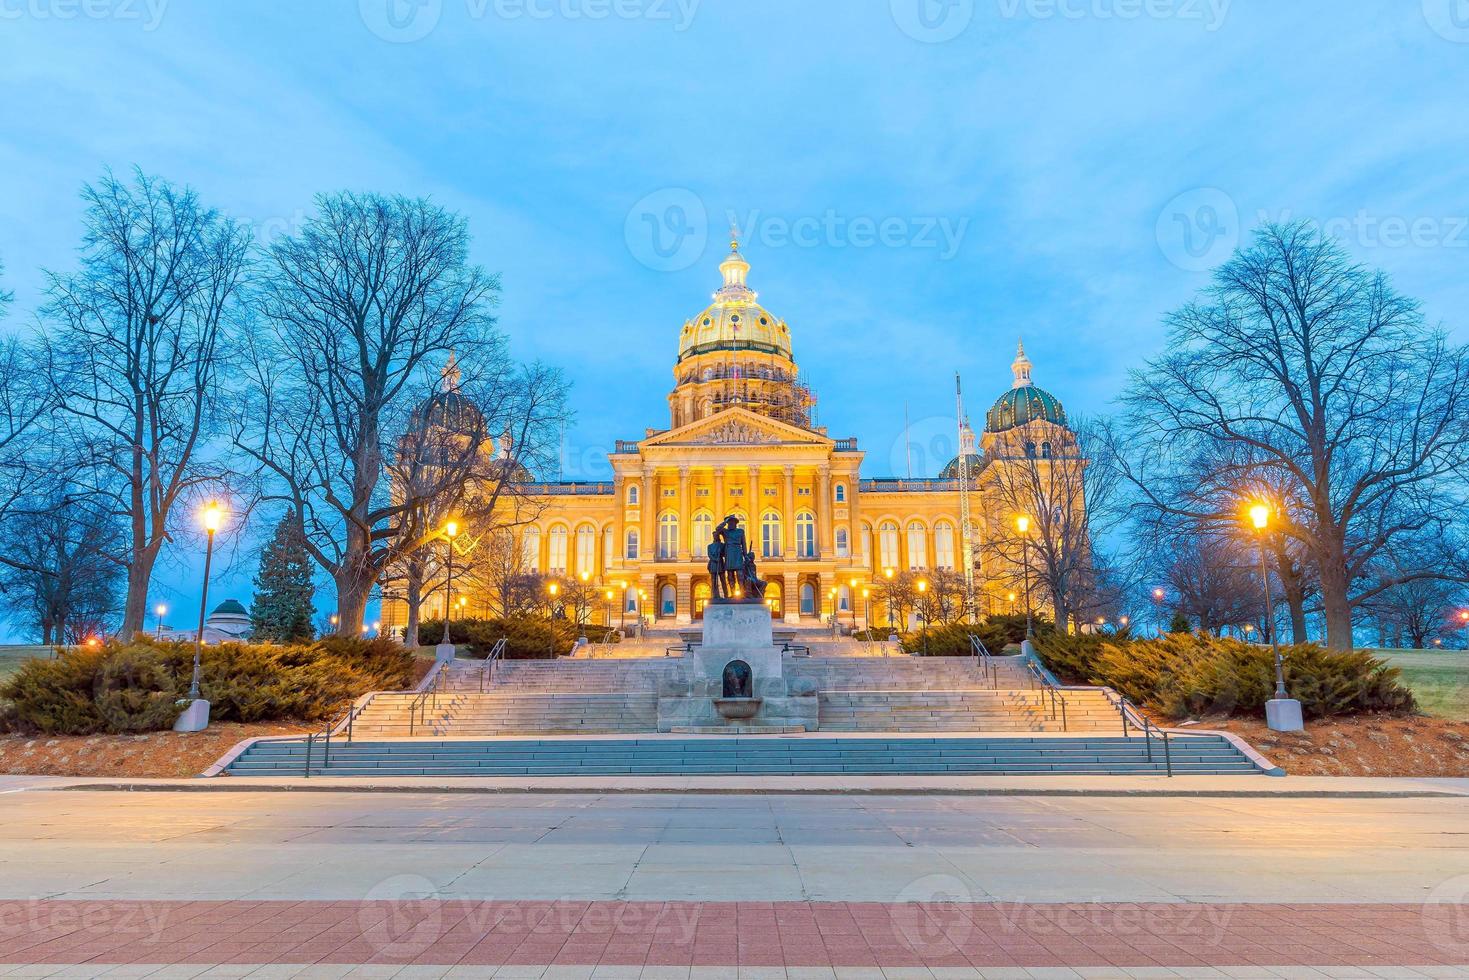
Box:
0;900;1465;972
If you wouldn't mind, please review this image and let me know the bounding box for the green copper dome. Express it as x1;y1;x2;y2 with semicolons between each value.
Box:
985;385;1067;432
985;340;1068;433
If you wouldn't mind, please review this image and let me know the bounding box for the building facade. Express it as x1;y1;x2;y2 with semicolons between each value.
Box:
420;238;1082;627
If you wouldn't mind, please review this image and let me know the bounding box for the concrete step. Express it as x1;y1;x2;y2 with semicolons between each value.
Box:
228;733;1265;777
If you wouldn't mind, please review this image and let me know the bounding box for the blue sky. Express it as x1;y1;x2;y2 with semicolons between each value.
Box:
2;1;1468;630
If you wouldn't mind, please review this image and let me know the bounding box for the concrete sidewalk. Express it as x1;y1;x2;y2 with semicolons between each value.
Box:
4;772;1468;796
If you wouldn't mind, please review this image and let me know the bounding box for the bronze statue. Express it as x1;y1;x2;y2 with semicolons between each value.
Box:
712;515;765;601
705;540;724;600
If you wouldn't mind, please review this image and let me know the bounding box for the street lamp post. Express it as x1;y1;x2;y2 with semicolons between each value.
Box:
176;501;224;732
1152;587;1166;637
432;520;460;664
154;604;167;639
917;578;929;656
848;578;859;631
1459;610;1469;650
1250;503;1303;732
547;581;561;657
1016;515;1033;642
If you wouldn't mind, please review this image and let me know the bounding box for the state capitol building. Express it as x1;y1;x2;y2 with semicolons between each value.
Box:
407;236;1083;628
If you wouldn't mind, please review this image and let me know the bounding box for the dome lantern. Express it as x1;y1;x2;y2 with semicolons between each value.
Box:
1011;339;1033;389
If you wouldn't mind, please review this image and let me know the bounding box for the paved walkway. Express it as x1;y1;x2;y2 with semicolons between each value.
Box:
1;785;1466;977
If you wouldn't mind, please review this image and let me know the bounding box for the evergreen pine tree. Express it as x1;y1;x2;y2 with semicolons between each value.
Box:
249;511;316;642
1168;611;1192;634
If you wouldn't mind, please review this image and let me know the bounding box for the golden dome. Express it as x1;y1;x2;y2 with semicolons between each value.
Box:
677;235;792;363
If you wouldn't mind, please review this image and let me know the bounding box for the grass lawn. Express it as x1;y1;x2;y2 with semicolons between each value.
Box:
0;646;53;682
1370;648;1469;721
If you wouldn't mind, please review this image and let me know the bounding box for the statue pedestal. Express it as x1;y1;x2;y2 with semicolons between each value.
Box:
657;601;817;732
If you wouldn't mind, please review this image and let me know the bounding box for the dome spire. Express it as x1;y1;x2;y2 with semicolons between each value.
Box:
442;350;462;392
1011;339;1033;389
718;225;751;292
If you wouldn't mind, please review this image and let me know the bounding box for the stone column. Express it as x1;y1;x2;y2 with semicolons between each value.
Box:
612;473;625;573
783;570;800;625
847;472;864;568
814;465;830;560
818;571;835;622
783;466;796;560
747;465;761;540
641;469;656;564
676;572;692;625
713;467;726;519
677;466;692;561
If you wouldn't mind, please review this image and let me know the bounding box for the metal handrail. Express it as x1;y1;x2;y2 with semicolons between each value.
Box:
1024;659;1068;731
479;638;508;691
782;641;811;657
968;635;997;688
300;695;377;777
1101;689;1173;777
407;666;445;736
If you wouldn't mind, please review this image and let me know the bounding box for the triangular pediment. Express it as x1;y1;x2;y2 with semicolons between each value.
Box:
641;408;832;449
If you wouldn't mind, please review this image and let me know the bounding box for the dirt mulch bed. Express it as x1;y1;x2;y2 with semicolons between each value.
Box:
1200;714;1469;777
0;721;314;778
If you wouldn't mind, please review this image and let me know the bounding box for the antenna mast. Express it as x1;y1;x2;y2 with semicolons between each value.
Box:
956;373;976;619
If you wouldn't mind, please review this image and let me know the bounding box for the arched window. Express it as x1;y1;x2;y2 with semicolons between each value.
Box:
658;511;679;560
548;525;569;573
625;527;640;560
799;582;816;615
627;484;639;506
521;526;541;572
691;511;714;556
575;524;596;575
659;583;676;617
934;521;956;570
834;483;846;503
795;510;816;558
603;526;614;569
838;584;852;612
835;526;850;558
761;510;783;559
1025;442;1037;458
1041;441;1052;459
907;521;927;570
862;522;873;562
878;520;900;570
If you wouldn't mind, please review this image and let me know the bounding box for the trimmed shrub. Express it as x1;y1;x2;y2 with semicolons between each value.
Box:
1031;632;1417;720
901;614;1054;657
420;616;619;660
0;636;415;735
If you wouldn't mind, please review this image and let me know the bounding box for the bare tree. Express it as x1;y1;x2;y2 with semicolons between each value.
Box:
0;485;124;644
983;418;1119;630
39;170;250;637
1122;223;1469;649
235;192;564;632
0;336;54;526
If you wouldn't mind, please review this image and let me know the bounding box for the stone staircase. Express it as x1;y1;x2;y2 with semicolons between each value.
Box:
337;654;1124;737
226;732;1267;776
